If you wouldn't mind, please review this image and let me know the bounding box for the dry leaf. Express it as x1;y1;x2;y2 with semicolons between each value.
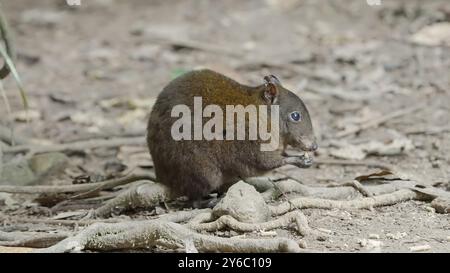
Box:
411;23;450;47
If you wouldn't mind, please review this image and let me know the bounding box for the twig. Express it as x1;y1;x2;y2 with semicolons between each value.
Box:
314;158;393;170
2;136;145;156
327;180;373;197
2;217;122;227
237;60;340;85
304;84;381;101
148;35;243;58
270;189;432;215
261;179;420;201
336;103;428;138
0;174;154;194
389;36;450;50
403;125;450;135
0;231;69;248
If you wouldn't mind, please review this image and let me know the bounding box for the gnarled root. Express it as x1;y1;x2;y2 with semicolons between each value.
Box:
187;210;317;238
270;189;432;215
262;179;421;201
94;182;169;217
34;220;303;253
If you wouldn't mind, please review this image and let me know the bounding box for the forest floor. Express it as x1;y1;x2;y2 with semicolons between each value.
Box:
0;0;449;252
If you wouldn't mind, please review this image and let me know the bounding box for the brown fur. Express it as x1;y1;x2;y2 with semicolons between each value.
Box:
147;69;317;200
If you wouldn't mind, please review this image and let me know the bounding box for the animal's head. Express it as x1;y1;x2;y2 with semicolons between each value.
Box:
261;75;318;152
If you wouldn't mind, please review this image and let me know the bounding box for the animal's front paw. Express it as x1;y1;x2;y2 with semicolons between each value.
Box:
283;153;313;168
296;152;313;168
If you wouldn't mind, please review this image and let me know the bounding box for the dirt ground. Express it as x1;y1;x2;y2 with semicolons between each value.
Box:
0;0;449;252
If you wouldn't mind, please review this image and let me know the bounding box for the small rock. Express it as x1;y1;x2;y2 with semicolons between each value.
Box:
298;240;307;249
369;234;380;239
431;198;450;214
212;181;270;223
358;239;383;252
409;245;431;252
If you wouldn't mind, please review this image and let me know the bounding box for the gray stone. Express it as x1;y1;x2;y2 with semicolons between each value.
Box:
212;181;271;223
0;152;69;186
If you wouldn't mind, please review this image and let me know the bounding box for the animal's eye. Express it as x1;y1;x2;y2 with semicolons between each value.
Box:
290;111;302;122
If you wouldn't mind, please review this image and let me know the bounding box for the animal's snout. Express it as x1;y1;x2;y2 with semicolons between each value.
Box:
297;138;318;152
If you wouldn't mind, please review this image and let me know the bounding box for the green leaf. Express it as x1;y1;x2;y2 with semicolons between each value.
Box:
0;44;28;109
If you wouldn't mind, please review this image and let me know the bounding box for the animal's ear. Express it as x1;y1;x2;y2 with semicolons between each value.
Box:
262;75;280;104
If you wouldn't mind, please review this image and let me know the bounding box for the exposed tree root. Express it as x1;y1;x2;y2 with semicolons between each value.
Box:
314;158;393;171
2;168;445;253
187;210;317;237
262;179;421;201
94;182;169;217
270;189;432;215
34;220;302;253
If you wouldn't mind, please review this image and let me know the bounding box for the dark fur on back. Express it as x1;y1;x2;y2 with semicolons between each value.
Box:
147;69;315;200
